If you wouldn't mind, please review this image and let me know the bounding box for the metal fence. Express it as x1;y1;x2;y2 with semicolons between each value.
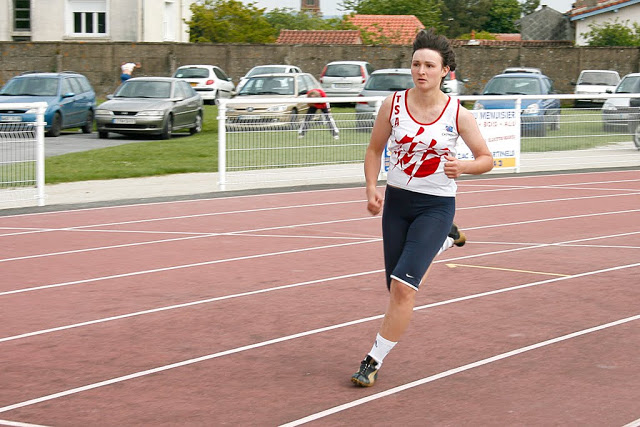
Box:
0;103;46;207
217;94;640;191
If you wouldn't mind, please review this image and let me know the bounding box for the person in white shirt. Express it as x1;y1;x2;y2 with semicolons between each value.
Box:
351;28;494;387
120;62;141;83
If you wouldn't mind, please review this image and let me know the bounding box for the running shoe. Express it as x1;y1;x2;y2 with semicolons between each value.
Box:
449;223;466;247
351;355;379;387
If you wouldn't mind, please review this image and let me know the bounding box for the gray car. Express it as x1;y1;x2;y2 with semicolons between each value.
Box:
355;68;414;130
95;77;203;139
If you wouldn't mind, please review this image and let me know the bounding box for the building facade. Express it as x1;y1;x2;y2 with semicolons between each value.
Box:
0;0;195;42
570;0;640;45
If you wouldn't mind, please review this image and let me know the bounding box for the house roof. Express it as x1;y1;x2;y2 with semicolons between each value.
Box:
347;15;425;44
276;30;362;45
570;0;639;19
493;33;522;41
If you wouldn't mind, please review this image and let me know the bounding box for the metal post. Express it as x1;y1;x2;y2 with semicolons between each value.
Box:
217;100;227;191
35;102;46;206
515;97;522;174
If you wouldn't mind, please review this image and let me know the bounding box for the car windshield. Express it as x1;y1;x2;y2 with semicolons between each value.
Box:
0;77;59;96
483;77;541;95
325;64;362;78
237;76;295;96
115;81;172;98
247;66;288;77
578;72;619;86
365;74;414;91
615;76;640;94
174;68;209;79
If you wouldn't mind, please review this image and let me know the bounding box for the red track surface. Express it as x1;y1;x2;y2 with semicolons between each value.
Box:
1;170;639;426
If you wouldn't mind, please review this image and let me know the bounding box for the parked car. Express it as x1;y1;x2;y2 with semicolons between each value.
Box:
473;72;561;137
572;70;620;108
226;73;321;129
602;73;640;133
355;68;413;130
502;67;542;74
441;70;468;96
235;65;302;92
172;65;234;105
320;61;374;98
95;77;203;139
0;71;96;137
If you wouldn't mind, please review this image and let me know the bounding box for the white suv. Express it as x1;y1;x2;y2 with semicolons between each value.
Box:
573;70;620;107
173;65;234;104
320;61;374;98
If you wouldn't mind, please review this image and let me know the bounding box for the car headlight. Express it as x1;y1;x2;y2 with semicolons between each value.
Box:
523;103;540;115
473;102;483;110
137;110;164;117
95;109;112;115
602;102;616;111
266;105;287;113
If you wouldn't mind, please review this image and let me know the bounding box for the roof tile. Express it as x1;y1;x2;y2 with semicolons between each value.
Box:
276;30;362;45
347;15;425;44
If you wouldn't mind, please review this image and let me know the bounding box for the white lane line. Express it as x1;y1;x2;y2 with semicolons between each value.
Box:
0;216;378;263
5;230;637;342
0;239;379;297
1;261;638;415
0;420;50;427
623;418;640;427
281;313;640;426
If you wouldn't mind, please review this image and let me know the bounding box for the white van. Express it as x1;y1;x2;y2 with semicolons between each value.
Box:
573;70;620;107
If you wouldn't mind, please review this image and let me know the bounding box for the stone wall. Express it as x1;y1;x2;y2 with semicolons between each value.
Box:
1;41;638;97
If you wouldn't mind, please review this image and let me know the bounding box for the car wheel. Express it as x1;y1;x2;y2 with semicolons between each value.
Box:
212;90;220;106
82;110;94;134
46;112;62;137
98;131;109;139
160;115;173;140
190;113;203;135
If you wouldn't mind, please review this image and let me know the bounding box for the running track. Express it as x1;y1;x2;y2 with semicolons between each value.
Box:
1;169;639;426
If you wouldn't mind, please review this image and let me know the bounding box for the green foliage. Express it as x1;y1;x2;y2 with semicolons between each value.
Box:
520;0;540;16
485;0;521;33
457;30;496;40
187;0;277;43
340;0;445;33
582;19;640;47
264;8;344;32
440;0;493;38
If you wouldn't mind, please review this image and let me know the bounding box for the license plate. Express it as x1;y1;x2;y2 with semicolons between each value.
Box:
113;118;136;124
190;82;198;87
0;116;22;122
335;83;351;88
238;115;262;120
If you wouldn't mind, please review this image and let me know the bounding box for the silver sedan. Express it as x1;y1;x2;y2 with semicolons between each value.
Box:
95;77;203;139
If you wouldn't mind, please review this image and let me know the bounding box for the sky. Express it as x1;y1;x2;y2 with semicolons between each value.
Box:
245;0;577;19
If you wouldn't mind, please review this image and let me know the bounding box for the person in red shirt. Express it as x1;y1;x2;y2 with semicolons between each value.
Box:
298;88;340;140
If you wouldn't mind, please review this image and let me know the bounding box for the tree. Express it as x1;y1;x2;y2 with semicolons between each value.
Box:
187;0;277;43
440;0;493;38
264;8;344;33
520;0;540;16
582;19;640;47
485;0;521;33
339;0;445;32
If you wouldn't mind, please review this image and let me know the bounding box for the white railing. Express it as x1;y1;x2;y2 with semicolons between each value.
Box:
0;102;47;207
217;94;640;191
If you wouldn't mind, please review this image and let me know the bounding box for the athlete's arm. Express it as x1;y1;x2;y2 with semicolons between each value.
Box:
444;107;493;178
364;96;393;215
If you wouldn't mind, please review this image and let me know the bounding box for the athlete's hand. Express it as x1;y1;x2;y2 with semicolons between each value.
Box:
366;187;383;215
444;155;463;179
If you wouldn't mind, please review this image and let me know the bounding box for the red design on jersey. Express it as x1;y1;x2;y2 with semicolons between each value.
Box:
391;127;450;183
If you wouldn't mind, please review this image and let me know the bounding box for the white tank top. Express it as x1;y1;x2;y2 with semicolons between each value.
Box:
386;90;460;197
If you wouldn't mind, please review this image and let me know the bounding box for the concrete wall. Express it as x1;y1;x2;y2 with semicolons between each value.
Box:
1;41;639;97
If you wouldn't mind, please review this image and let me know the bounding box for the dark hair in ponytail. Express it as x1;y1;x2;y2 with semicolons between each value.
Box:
412;28;456;72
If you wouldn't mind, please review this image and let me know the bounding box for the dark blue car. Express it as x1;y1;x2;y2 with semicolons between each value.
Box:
0;71;96;137
473;72;561;137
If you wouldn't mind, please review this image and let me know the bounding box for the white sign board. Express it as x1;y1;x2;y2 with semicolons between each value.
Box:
457;109;520;170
